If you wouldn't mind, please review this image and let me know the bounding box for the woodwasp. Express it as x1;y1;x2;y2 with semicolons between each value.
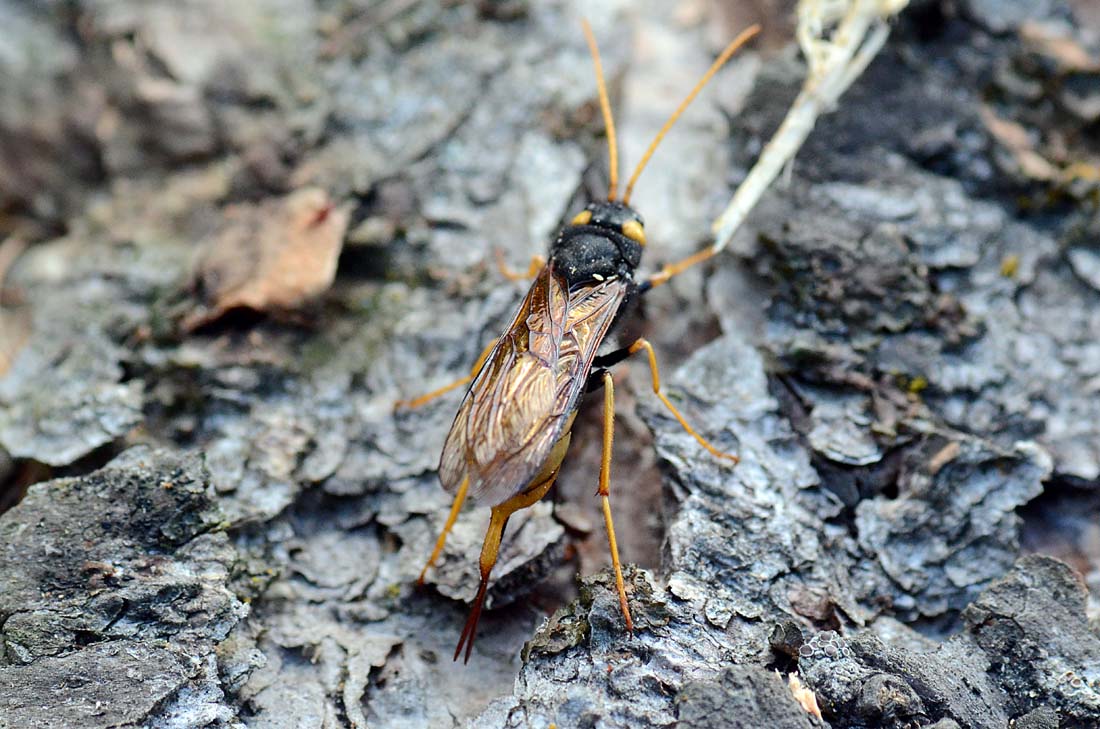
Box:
397;20;758;663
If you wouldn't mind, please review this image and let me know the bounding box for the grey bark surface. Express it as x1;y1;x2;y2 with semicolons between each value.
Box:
1;1;1099;728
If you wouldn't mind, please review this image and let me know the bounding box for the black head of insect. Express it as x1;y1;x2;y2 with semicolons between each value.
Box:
550;21;760;292
550;200;645;287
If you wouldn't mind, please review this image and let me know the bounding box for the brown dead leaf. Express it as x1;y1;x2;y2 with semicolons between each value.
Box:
184;187;350;331
787;673;823;720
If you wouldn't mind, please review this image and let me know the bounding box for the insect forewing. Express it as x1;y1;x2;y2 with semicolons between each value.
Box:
439;263;628;506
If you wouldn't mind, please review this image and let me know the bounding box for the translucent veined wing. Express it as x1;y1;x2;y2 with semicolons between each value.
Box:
438;263;629;506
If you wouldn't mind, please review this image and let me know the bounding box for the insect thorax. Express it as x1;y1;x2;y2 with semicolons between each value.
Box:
550;202;643;288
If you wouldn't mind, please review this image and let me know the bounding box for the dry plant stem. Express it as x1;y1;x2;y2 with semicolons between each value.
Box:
710;0;909;252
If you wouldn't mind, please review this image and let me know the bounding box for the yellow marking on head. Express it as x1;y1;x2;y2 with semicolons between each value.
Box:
571;210;593;226
621;219;646;245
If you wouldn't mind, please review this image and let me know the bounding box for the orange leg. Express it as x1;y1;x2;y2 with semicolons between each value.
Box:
394;339;496;411
417;475;470;586
646;246;720;289
627;338;739;463
454;472;558;663
598;371;634;634
494;251;546;282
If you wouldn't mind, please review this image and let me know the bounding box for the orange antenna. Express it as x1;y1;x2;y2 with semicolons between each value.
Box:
582;20;619;201
622;24;761;205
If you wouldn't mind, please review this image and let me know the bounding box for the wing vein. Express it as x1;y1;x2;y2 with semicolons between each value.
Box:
438;264;629;505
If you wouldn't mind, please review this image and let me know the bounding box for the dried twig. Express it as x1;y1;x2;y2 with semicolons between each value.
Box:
711;0;909;251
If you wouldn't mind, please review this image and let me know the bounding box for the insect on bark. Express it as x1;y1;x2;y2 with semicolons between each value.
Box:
396;20;759;663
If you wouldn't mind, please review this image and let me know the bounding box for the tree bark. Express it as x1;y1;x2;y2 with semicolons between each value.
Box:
1;1;1098;728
